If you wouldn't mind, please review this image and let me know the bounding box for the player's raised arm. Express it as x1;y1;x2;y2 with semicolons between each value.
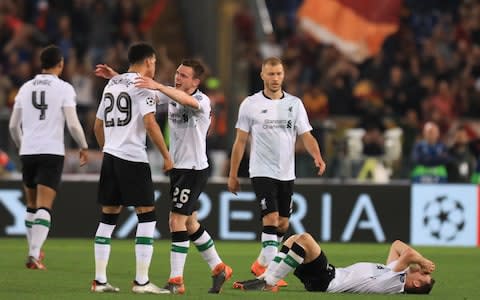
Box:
134;76;200;109
95;64;119;79
388;240;435;274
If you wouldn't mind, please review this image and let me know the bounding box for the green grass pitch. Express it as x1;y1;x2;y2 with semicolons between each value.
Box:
0;238;479;299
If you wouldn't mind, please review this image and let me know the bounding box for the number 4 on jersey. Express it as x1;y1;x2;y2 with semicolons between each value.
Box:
32;91;48;120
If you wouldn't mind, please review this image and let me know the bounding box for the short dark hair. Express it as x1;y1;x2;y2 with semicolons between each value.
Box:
405;278;435;294
180;59;206;81
262;57;283;67
40;45;63;69
127;42;156;65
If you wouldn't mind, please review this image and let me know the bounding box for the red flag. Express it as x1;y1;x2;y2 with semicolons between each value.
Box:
297;0;402;62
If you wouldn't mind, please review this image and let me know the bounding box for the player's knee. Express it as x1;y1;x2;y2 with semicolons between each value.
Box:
169;212;187;231
298;232;315;244
262;212;279;225
186;215;198;228
283;234;300;247
277;219;289;233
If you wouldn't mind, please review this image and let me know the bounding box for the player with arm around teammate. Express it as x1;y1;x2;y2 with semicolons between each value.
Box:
9;45;89;270
236;233;436;294
91;43;173;294
95;58;232;294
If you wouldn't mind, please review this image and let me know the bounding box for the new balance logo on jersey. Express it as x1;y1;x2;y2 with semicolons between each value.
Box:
287;120;292;128
261;109;268;113
182;113;189;122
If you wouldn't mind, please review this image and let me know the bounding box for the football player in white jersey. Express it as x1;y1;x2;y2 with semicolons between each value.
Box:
236;233;436;295
9;45;89;270
228;57;326;285
91;43;173;294
95;59;232;294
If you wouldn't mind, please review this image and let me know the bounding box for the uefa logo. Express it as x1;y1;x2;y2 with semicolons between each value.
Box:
411;184;477;246
422;195;465;242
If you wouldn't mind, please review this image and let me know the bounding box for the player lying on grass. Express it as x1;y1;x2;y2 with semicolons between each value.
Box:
234;233;435;294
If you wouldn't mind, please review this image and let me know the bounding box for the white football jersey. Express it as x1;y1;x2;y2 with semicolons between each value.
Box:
235;91;312;180
327;261;406;294
156;88;210;170
96;73;157;163
13;74;76;155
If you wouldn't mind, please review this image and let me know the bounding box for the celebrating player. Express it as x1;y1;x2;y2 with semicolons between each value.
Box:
91;42;172;294
96;58;232;294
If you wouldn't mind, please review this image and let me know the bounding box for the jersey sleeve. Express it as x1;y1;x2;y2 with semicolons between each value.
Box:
138;88;157;116
62;83;77;107
13;85;27;109
235;98;251;133
295;99;313;135
197;93;211;114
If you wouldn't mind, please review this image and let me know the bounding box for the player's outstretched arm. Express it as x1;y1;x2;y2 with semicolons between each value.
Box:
134;76;200;109
95;64;118;79
299;131;326;175
228;129;249;195
143;112;173;172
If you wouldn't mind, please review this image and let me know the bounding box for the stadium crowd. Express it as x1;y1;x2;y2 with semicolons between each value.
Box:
2;0;480;182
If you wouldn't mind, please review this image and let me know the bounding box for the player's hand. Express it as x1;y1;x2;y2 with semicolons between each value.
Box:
315;157;326;176
95;64;117;79
228;176;240;195
79;149;88;167
163;157;174;173
134;76;159;90
421;259;435;274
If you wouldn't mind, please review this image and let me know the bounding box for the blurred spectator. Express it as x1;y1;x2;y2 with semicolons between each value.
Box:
0;65;13;112
446;125;477;182
87;0;114;64
70;58;96;147
423;79;456;133
357;109;386;157
233;0;255;44
398;109;421;176
303;85;328;121
259;32;283;59
205;77;228;177
411;122;450;183
469;137;480;183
